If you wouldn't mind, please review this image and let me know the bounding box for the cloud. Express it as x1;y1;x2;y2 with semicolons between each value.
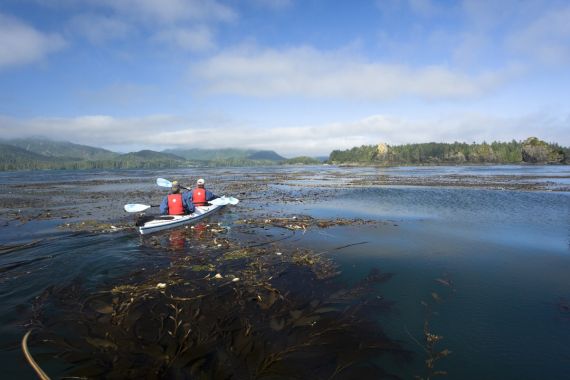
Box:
62;1;234;52
152;26;216;52
96;0;237;24
68;13;133;44
0;13;66;69
191;46;511;100
249;0;293;10
461;0;519;29
1;110;567;156
507;5;570;65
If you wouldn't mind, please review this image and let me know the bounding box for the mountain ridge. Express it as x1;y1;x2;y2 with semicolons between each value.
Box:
0;138;293;170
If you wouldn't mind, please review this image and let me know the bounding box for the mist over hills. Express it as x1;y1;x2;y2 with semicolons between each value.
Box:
2;138;119;161
163;148;285;162
0;138;294;171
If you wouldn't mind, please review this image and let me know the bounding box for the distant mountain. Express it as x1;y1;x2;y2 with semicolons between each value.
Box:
0;143;53;162
110;150;188;169
0;141;188;171
0;138;302;171
0;143;57;170
164;148;285;162
164;148;257;161
2;137;118;160
281;156;323;165
117;150;186;161
246;150;285;161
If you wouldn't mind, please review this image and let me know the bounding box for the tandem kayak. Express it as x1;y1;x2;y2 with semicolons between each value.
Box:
128;196;239;235
136;203;225;235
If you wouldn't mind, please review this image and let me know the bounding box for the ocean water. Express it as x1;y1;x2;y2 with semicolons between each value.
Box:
0;165;569;379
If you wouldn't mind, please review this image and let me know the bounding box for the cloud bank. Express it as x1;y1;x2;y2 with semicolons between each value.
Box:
191;46;511;101
1;112;567;157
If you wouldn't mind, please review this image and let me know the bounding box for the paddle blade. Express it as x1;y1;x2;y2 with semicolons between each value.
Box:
209;197;229;206
210;196;239;206
226;196;239;205
124;204;152;213
156;178;172;188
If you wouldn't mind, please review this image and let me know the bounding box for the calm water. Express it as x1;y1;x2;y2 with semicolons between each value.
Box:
1;165;569;379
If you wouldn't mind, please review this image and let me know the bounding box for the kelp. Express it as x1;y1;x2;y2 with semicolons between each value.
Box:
237;215;379;231
59;220;127;233
28;227;411;379
409;274;456;380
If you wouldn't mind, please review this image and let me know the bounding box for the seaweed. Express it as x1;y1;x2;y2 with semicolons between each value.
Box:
28;233;411;379
408;274;456;380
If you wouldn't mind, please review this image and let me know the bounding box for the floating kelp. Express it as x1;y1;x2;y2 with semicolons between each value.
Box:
408;274;456;380
59;220;128;233
237;214;380;231
27;233;410;379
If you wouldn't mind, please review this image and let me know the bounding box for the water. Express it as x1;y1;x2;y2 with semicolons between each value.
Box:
1;165;569;379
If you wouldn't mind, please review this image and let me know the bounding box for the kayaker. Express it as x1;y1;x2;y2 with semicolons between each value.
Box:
160;181;195;215
184;178;218;207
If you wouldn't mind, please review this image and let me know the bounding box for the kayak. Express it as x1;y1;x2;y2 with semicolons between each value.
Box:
136;204;225;235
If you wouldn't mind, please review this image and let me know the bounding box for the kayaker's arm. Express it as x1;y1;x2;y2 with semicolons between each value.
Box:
182;195;195;214
206;190;218;201
159;196;169;215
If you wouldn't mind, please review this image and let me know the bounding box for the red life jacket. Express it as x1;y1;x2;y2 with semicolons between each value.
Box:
193;188;207;206
167;194;185;215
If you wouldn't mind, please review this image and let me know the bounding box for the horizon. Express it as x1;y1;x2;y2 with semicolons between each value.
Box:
1;1;569;156
3;135;565;160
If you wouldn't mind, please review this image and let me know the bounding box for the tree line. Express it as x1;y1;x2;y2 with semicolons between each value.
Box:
329;138;568;165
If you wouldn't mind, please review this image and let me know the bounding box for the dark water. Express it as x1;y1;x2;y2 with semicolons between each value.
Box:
1;165;569;379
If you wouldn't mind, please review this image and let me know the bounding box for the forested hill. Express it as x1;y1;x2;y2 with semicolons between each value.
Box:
329;138;569;165
164;148;285;162
0;138;303;171
2;138;118;160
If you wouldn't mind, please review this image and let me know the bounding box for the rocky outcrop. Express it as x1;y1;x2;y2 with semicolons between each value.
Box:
521;137;565;163
376;143;389;156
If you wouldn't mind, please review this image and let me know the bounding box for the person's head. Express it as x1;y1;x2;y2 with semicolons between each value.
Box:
197;178;205;188
171;180;180;193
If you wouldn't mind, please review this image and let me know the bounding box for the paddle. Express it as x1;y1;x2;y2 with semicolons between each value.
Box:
210;196;240;206
124;204;158;213
156;178;239;205
125;197;238;213
156;177;190;190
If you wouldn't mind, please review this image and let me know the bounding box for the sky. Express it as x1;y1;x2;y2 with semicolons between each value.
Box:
0;0;569;157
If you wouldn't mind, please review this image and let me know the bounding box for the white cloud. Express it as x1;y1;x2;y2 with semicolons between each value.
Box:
1;111;567;157
62;1;234;51
97;0;237;24
507;5;570;65
68;13;133;44
191;46;511;100
152;26;216;52
0;114;184;146
0;13;66;69
461;0;518;29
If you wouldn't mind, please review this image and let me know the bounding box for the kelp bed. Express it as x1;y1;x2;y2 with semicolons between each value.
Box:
26;220;413;379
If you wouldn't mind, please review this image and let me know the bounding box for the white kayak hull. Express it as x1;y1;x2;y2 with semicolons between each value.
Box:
138;204;225;235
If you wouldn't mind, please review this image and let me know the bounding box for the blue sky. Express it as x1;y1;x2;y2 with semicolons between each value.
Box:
0;0;569;156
